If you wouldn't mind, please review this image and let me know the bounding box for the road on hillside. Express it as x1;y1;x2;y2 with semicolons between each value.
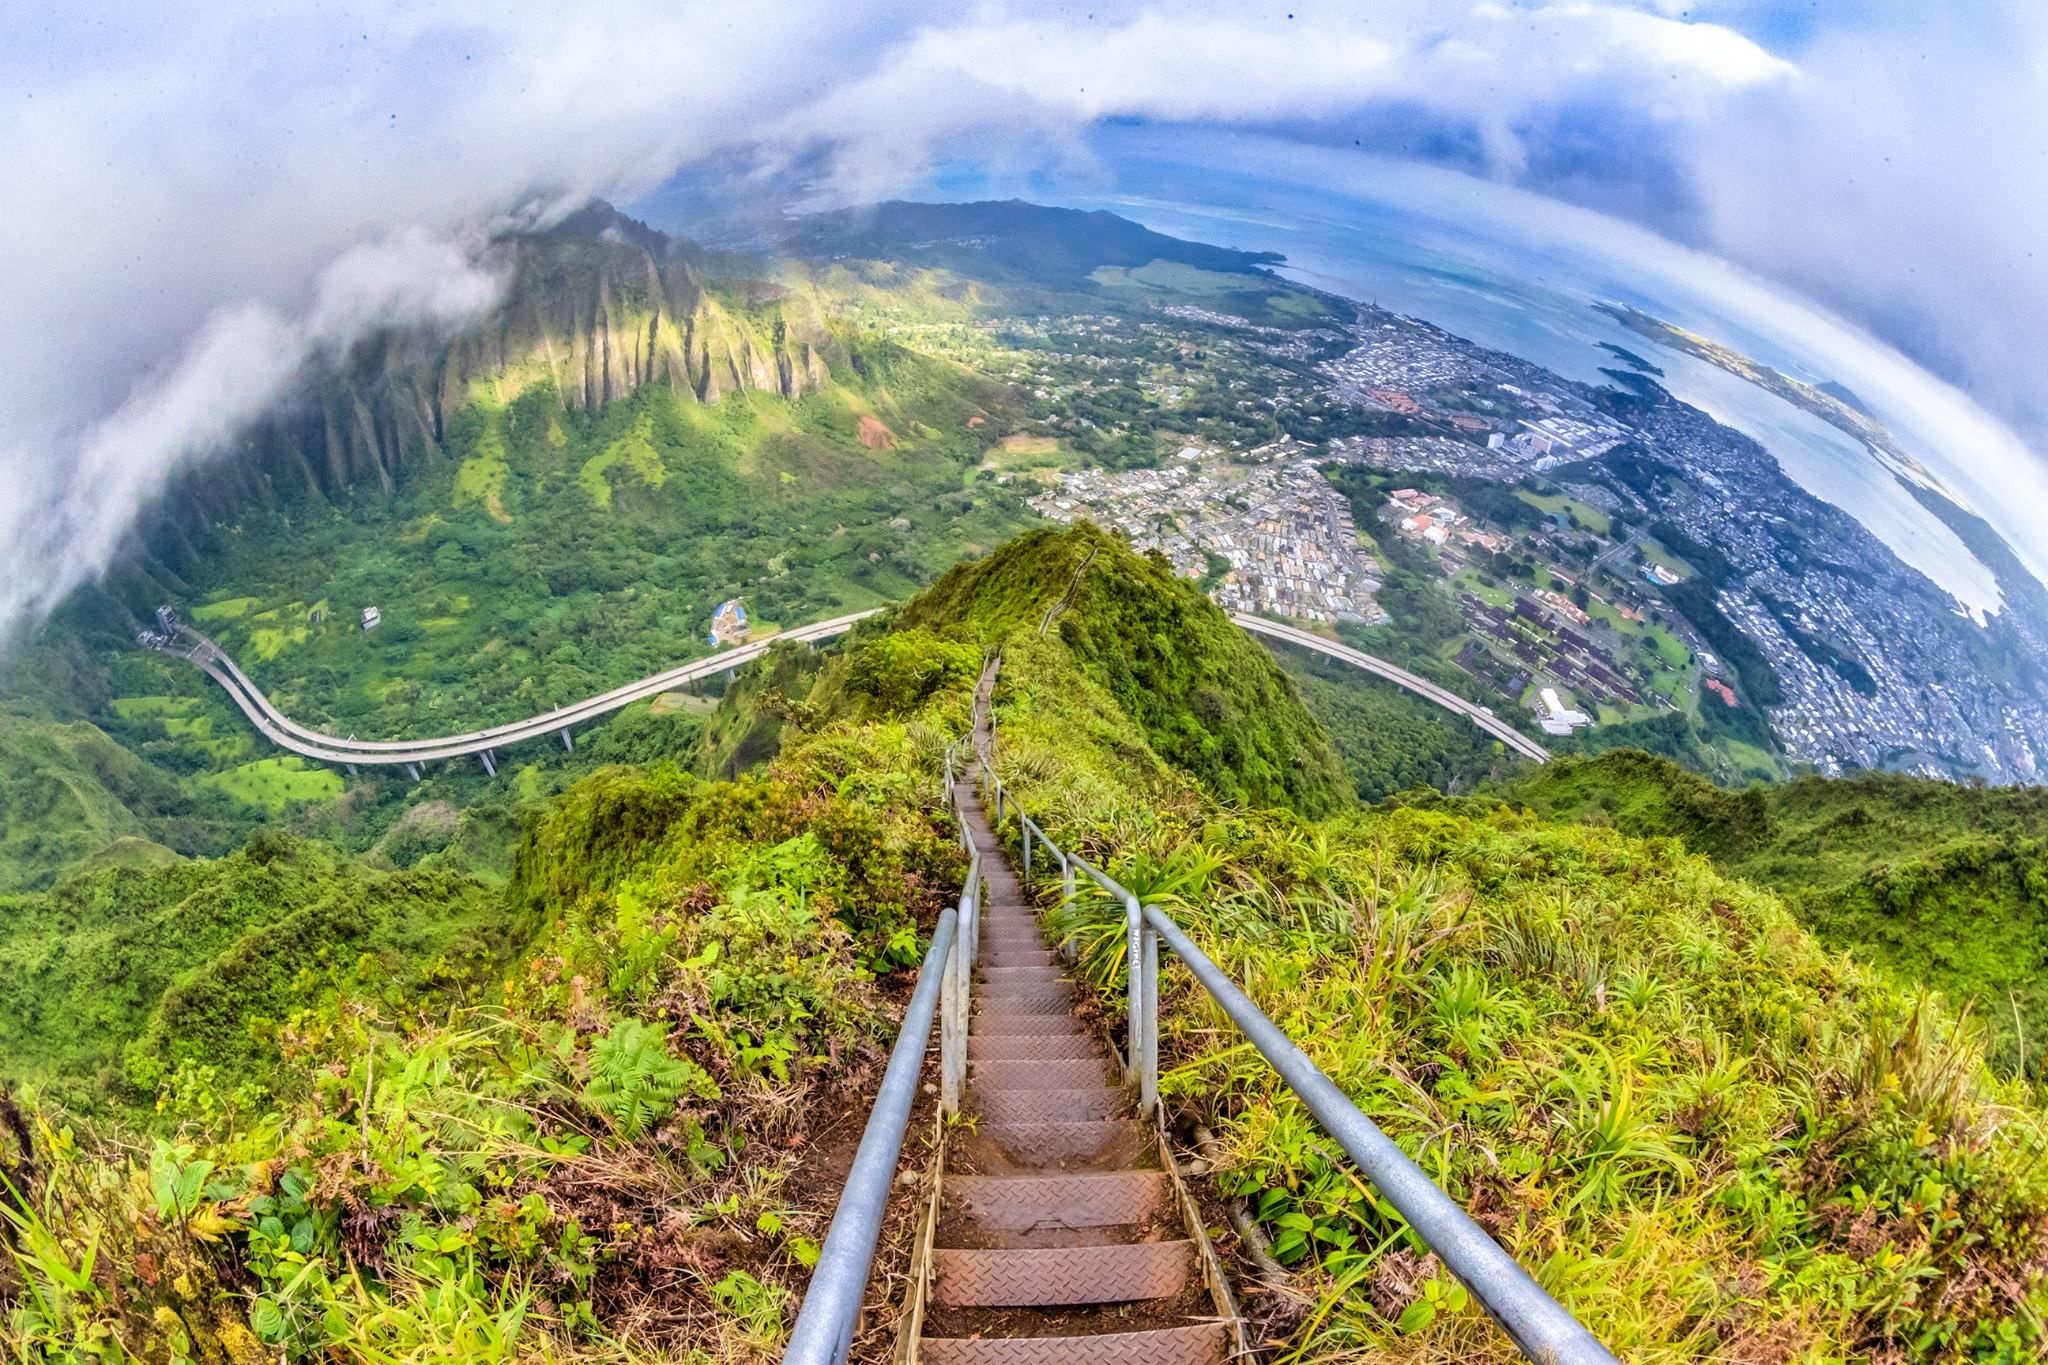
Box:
172;609;881;768
178;603;1548;773
1231;613;1552;764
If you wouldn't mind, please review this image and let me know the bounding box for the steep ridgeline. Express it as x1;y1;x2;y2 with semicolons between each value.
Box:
898;523;1350;817
5;526;2048;1363
899;530;2048;1361
125;205;841;594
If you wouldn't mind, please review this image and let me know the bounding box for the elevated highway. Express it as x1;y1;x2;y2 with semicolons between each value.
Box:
1231;613;1552;763
168;609;880;771
171;603;1546;775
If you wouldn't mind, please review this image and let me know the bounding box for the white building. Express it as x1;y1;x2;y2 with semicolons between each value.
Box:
1537;686;1593;736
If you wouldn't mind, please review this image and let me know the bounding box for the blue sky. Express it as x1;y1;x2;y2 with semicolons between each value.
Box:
2;0;2045;631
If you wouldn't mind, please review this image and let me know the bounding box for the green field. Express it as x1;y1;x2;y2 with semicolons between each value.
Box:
197;756;345;813
1637;534;1697;581
1515;487;1612;534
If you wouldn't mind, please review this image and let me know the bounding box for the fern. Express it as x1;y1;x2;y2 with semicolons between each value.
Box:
582;1019;717;1138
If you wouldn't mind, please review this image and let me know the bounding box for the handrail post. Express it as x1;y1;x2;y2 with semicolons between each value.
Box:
1124;893;1144;1084
1022;820;1032;883
967;850;982;962
940;934;963;1115
1139;911;1160;1116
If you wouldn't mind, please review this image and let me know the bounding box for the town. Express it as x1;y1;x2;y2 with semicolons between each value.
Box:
1028;442;1386;625
901;292;2048;782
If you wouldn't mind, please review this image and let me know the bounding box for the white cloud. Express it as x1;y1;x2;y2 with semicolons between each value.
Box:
1;0;2042;638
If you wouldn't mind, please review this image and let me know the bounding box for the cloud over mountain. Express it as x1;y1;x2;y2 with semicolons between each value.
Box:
2;0;2043;635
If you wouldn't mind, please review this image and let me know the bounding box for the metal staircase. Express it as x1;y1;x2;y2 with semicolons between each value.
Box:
782;660;1617;1365
896;668;1243;1364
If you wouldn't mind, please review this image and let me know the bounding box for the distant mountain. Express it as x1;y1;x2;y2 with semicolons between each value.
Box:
780;198;1285;287
1815;378;1875;417
126;206;837;595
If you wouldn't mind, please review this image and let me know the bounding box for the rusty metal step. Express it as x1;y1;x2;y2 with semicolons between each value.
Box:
972;1011;1086;1037
931;1241;1195;1307
971;1057;1113;1089
969;1032;1099;1060
921;1324;1228;1365
979;955;1061;973
974;1087;1123;1124
981;936;1052;954
976;986;1077;1010
978;974;1067;991
972;1120;1146;1165
948;1171;1168;1232
974;929;1048;949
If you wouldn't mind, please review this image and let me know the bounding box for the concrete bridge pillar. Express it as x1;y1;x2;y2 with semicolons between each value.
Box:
479;750;497;777
559;727;573;752
404;762;422;782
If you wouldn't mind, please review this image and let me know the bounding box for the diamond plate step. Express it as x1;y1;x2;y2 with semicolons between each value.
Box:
968;1032;1100;1060
974;929;1048;949
973;1120;1145;1165
980;955;1060;973
974;1087;1123;1124
976;986;1077;1010
971;1057;1113;1090
972;1011;1086;1037
948;1171;1168;1231
979;964;1069;983
931;1242;1194;1307
921;1324;1228;1365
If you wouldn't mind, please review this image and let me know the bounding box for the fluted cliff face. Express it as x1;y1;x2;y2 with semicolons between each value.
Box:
139;212;837;556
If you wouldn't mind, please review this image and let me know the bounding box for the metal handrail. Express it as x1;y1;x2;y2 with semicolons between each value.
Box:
781;907;957;1365
975;726;1617;1364
782;740;983;1365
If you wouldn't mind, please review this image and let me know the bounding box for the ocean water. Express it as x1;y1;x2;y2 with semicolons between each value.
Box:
1003;138;2007;617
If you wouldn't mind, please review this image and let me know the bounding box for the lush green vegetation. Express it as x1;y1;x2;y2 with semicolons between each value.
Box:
6;526;2048;1363
0;710;246;892
7;192;2048;1361
920;534;2048;1362
0;201;1360;900
1512;749;2048;1076
1271;644;1528;801
0;624;971;1363
140;368;1022;745
0;832;514;1112
899;523;1348;816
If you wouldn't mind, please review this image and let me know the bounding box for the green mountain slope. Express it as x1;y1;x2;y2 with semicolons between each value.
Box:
0;832;512;1110
0;710;248;892
900;523;1349;816
4;527;2046;1362
1510;750;2048;1073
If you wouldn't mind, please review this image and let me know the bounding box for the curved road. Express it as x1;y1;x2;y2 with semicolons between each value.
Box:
1231;613;1552;764
174;610;880;768
177;604;1545;773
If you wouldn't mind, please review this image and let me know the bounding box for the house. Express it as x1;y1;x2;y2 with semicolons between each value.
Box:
709;598;750;647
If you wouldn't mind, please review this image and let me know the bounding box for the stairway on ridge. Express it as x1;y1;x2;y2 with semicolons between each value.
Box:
905;681;1238;1365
